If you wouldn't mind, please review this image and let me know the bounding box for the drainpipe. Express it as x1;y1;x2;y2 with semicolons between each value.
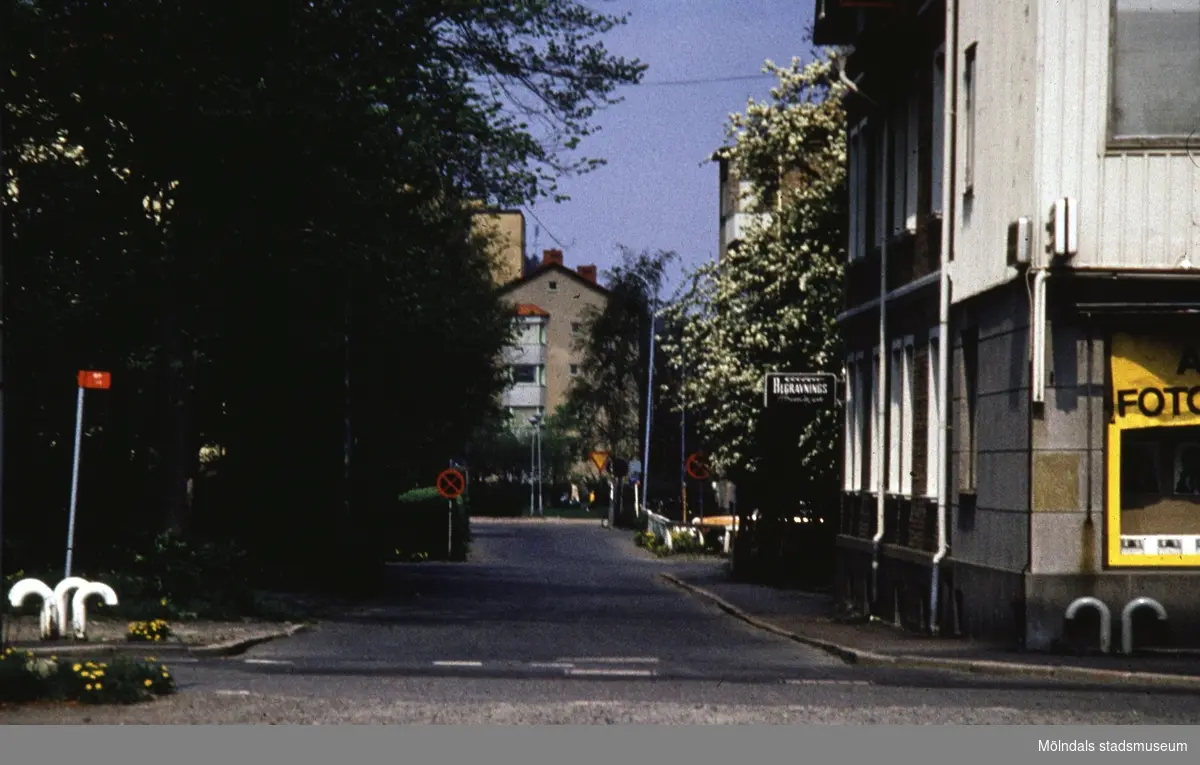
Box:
930;0;958;636
871;122;890;607
1031;270;1049;405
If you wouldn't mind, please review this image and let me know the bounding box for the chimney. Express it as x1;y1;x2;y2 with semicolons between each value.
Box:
542;249;564;267
576;265;597;283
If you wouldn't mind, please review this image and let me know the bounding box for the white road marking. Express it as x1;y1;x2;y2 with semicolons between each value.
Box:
558;657;660;664
529;662;575;669
785;679;871;686
214;689;252;696
243;658;293;665
433;660;484;667
565;668;656;678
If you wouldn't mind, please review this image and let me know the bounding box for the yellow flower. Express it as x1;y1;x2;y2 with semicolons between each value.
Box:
144;679;153;687
154;635;161;641
162;671;170;678
85;684;93;691
93;670;104;677
160;598;168;606
94;683;102;690
73;663;82;672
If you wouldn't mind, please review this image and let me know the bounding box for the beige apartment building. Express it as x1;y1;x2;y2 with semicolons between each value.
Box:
497;249;610;427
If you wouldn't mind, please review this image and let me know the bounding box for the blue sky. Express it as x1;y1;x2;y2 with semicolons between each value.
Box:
521;0;818;295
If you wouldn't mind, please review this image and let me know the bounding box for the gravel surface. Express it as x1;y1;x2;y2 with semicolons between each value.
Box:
1;693;1189;725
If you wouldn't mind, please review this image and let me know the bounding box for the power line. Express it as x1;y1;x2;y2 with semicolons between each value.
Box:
627;73;778;88
522;205;566;250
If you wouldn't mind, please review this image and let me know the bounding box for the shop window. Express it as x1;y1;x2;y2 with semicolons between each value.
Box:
1118;427;1200;545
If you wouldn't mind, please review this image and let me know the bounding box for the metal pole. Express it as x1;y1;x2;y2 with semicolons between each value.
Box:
641;291;657;514
529;427;536;516
64;385;85;579
536;424;544;517
681;360;687;524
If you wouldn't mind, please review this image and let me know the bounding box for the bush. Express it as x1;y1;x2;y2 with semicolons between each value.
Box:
127;620;173;642
0;649;176;705
384;489;470;562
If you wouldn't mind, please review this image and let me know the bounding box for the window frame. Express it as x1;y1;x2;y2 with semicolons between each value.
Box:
962;42;977;197
926;329;942;498
1105;0;1200;150
931;45;946;216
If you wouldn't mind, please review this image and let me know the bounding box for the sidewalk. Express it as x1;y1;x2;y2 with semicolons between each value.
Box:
661;562;1200;691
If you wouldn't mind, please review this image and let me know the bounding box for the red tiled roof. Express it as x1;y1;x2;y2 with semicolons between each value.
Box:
515;303;549;317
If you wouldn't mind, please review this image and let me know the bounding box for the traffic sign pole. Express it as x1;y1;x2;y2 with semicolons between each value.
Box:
64;371;111;579
63;384;85;579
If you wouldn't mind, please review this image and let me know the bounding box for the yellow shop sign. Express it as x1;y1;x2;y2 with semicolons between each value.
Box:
1110;333;1200;429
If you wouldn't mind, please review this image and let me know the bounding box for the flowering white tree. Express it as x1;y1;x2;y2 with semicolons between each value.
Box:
659;51;847;497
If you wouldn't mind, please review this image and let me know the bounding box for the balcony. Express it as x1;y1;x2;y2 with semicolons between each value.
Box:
503;384;545;409
504;344;547;366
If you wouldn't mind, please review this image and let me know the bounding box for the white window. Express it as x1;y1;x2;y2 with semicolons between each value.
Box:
891;101;907;235
902;340;915;495
848;120;869;261
931;46;946;214
868;346;882;493
1109;0;1200;144
844;354;865;491
873;122;888;249
887;337;916;495
926;330;942;497
905;86;919;231
517;319;546;346
963;42;977;194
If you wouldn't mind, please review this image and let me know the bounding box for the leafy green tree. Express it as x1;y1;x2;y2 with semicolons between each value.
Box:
2;0;645;580
564;246;675;465
659;52;847;504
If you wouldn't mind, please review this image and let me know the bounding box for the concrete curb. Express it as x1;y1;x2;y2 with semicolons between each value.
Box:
19;622;314;660
659;573;1200;691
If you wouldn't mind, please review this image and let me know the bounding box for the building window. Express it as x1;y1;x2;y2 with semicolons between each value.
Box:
1109;0;1200;145
873;122;888;250
571;321;582;334
891;100;907;236
904;85;919;232
512;364;538;384
888;338;915;496
848;120;869;261
517;320;546;346
931;46;946;215
569;364;580;377
960;328;978;492
844;354;866;491
868;347;882;493
963;42;977;195
926;330;942;498
1108;332;1200;565
548;280;558;291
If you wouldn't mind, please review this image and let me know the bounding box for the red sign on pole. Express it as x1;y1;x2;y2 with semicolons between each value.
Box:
77;370;112;390
686;452;710;481
437;468;466;500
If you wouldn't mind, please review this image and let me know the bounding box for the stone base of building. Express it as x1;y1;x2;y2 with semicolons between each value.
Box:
835;538;1200;650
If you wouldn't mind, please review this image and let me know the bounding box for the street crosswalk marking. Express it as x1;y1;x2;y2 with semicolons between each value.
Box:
244;658;293;666
565;667;656;678
557;656;660;664
433;660;484;667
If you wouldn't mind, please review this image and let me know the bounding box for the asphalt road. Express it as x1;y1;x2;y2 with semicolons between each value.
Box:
6;519;1200;724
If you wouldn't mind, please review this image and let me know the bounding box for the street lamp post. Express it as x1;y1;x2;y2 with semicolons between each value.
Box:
630;273;660;515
